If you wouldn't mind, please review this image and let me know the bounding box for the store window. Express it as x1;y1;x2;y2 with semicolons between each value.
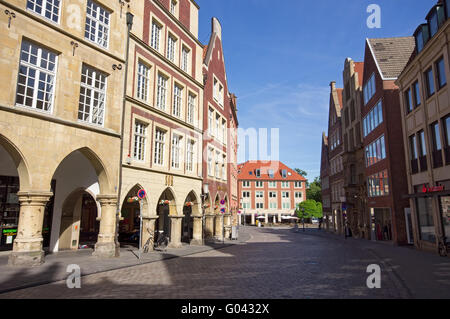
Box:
439;195;450;238
416;196;436;243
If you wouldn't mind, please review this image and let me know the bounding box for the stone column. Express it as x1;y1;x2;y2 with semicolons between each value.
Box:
251;213;255;225
191;215;203;245
142;216;158;252
273;215;276;224
204;214;215;239
169;215;184;248
278;213;282;224
265;213;269;224
94;194;118;258
8;191;53;267
214;214;223;240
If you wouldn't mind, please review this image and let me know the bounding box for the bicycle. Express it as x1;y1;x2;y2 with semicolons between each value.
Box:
154;230;169;252
438;235;449;257
142;228;154;254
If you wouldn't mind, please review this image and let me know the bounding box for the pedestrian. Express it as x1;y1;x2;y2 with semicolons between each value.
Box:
318;217;323;230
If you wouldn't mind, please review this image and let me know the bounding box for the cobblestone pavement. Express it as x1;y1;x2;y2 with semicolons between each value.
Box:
1;227;449;299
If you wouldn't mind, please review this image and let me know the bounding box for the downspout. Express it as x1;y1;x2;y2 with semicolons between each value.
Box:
115;10;134;257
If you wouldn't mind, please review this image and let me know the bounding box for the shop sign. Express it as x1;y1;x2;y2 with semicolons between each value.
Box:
2;228;17;236
422;184;445;193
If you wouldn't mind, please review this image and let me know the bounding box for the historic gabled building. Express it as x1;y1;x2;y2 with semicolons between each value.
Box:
202;18;238;240
320;133;331;231
327;82;345;235
237;161;307;225
362;37;415;245
0;0;128;265
341;59;368;239
398;0;450;252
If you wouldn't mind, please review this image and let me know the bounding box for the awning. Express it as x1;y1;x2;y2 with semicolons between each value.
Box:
403;189;450;199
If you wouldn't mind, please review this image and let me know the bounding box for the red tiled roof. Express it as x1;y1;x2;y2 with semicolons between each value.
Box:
237;161;307;181
336;89;343;110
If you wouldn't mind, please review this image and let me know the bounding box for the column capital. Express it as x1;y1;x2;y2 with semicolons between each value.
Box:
191;214;203;218
169;215;185;219
96;194;118;206
17;191;53;206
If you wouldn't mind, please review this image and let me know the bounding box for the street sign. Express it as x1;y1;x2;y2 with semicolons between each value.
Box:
137;189;147;200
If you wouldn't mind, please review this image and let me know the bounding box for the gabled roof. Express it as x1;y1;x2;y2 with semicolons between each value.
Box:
336;89;343;110
354;62;365;87
367;37;415;80
237;161;306;181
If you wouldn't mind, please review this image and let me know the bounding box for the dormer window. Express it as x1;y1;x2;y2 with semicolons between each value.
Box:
281;170;287;178
446;0;450;20
427;5;445;38
255;169;261;178
268;170;274;178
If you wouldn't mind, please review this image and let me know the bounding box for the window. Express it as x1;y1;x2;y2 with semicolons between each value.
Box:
85;0;110;48
255;181;263;188
416;197;435;243
27;0;61;23
256;203;264;209
367;170;389;197
282;192;289;198
418;130;427;156
156;73;168;110
186;139;194;172
268;181;276;188
444;115;450;147
170;0;177;15
363;73;376;105
207;148;213;176
405;88;413;114
270;202;277;209
429;9;439;37
218;84;224;106
363;100;383;137
255;169;261;178
269;192;277;198
173;84;182;118
78;65;107;126
215;114;220;138
295;192;303;199
154;129;166;166
268;170;274;178
431;122;442;151
282;181;290;188
222;120;227;144
410;135;418;160
436;57;447;89
187;94;195;125
215;151;220;179
181;46;190;73
167;35;177;62
282;202;290;209
222;155;226;180
171;134;181;169
413;81;421;108
425;68;435;97
243;181;250;188
151;21;162;51
365;135;386;167
295;181;302;188
133;121;147;161
242;191;250;198
281;170;287;178
213;78;218;101
242;202;251;209
416;28;424;53
256;191;264;198
137;61;150;101
16;41;57;112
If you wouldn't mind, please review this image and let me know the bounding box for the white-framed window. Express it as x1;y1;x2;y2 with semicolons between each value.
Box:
187;93;196;125
256;191;264;198
282;202;290;209
295;181;303;188
222;155;226;180
167;34;177;62
282;192;290;198
213;78;219;101
186;139;194;172
173;84;183;118
282;181;290;188
181;46;190;73
281;170;287;178
216;114;221;138
78;64;107;126
218;84;224;106
295;192;303;199
171;134;181;169
137;61;150;101
208;147;213;176
242;202;251;209
156;73;168;110
243;181;250;188
133;121;147;161
268;181;277;188
215;151;220;179
154;129;166;166
16;41;58;113
222;119;227;144
208;108;214;134
269;192;277;198
256;181;264;188
85;0;110;48
151;20;162;51
170;0;177;15
27;0;61;23
242;191;251;198
270;202;277;209
256;203;264;209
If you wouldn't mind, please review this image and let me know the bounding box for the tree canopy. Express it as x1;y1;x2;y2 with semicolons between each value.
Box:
295;200;323;219
306;177;322;203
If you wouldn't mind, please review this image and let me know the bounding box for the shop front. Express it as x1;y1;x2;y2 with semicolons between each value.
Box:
408;181;450;252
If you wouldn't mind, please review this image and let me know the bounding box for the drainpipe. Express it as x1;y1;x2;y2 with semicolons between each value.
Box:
115;10;134;257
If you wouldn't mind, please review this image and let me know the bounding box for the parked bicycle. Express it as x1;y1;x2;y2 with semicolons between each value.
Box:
154;230;169;252
142;228;154;254
438;235;449;257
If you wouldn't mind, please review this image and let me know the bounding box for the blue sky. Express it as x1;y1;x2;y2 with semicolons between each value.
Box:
196;0;435;180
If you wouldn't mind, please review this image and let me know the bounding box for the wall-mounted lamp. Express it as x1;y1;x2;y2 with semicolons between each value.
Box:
5;10;16;28
126;154;132;165
113;64;123;71
70;41;79;56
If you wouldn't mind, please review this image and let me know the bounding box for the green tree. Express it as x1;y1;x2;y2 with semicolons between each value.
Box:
295;200;323;221
294;168;307;178
306;177;322;203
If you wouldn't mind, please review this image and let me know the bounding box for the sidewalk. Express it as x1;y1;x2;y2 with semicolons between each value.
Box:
0;227;251;294
296;228;450;299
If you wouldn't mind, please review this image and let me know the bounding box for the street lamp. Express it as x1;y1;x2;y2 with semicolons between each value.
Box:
201;183;209;244
240;197;244;226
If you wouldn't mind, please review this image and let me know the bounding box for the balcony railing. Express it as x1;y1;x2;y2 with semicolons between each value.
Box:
419;155;428;172
411;159;419;174
432;150;443;168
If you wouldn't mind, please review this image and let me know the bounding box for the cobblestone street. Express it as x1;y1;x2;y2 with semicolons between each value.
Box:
1;227;449;299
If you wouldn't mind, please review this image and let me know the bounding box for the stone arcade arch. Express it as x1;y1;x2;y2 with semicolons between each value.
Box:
182;191;202;245
214;194;223;240
156;187;183;248
204;194;214;240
